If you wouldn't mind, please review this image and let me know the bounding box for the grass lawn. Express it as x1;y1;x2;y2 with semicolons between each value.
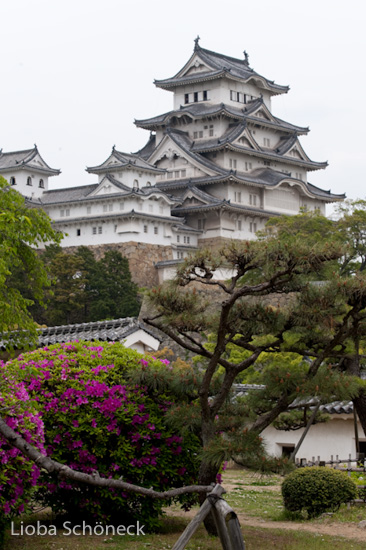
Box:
3;468;366;550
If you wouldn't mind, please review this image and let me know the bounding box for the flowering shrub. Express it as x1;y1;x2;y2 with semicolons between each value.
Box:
3;342;200;530
0;364;45;546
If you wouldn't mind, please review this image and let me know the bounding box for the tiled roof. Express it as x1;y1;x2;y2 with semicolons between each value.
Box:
0;318;162;351
87;148;164;174
233;386;354;414
135;100;308;134
39;175;178;206
38;319;161;347
157;168;345;202
40;184;99;204
135;133;157;160
155;43;288;95
0;146;60;175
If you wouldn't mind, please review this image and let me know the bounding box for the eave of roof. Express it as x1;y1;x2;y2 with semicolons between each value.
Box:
135;99;309;135
154;44;289;95
52;210;185;225
0;146;60;175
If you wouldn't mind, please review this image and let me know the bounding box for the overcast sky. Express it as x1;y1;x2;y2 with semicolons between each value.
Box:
1;0;365;212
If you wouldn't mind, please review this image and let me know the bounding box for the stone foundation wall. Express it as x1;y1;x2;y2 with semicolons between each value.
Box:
63;242;173;288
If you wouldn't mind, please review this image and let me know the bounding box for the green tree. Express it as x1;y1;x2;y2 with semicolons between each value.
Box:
0;177;61;349
39;248;88;325
262;207;366;439
87;250;140;320
144;234;365;497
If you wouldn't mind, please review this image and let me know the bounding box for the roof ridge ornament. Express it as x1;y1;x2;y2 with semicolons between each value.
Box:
194;35;200;50
243;50;249;66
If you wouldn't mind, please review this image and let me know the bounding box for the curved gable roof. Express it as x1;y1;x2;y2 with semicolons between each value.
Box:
155;42;289;95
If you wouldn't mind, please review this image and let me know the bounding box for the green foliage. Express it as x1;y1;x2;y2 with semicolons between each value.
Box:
32;246;140;325
281;467;357;517
0;177;61;349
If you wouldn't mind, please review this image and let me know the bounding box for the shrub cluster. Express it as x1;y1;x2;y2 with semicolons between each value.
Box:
3;342;201;530
281;466;357;517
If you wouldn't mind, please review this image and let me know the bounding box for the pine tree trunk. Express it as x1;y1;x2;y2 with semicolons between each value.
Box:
197;458;219;536
197;417;219;535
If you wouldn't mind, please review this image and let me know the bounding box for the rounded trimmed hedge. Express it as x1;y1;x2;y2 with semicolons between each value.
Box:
282;466;357;518
3;341;201;530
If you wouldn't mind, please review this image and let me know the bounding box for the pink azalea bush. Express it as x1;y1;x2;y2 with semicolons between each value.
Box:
0;364;45;544
2;342;200;530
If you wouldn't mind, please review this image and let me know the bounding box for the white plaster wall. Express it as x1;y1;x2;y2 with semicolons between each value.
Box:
262;416;362;462
50;217;176;248
97;170;156;188
2;170;48;199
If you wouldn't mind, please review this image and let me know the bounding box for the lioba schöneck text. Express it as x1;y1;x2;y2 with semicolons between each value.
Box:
11;521;146;536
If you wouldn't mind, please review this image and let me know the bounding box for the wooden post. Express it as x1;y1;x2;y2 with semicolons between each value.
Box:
172;485;225;550
213;498;245;550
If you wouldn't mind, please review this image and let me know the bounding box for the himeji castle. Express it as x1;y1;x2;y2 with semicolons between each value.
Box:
0;39;344;287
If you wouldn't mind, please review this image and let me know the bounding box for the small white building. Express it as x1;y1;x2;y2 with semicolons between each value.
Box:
262;401;365;463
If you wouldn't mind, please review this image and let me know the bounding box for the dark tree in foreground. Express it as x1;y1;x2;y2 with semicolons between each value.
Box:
144;234;366;493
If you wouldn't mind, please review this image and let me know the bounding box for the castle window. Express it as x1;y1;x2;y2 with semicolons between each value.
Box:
144;225;148;233
76;229;81;236
60;209;65;217
249;194;258;206
237;220;242;231
39;179;44;188
263;138;270;147
98;226;102;234
181;169;186;178
250;222;257;233
154;227;158;235
264;161;271;166
65;209;70;216
133;179;139;189
27;176;32;186
245;161;252;171
229;159;237;169
194;92;198;102
203;90;208;100
184;93;189;104
92;227;97;235
198;218;206;230
234;191;242;203
103;204;108;212
193;131;198;139
177;235;180;243
87;206;92;214
146;181;151;186
209;125;214;137
10;177;16;185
